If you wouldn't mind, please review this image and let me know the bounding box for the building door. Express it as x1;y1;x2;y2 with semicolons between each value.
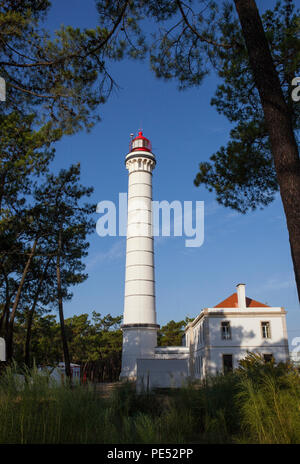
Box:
223;354;233;374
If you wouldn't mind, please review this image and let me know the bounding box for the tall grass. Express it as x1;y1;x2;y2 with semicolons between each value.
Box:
0;358;299;444
237;368;300;443
0;363;111;443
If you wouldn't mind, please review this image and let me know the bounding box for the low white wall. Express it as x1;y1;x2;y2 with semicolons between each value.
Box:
154;346;190;359
136;358;189;392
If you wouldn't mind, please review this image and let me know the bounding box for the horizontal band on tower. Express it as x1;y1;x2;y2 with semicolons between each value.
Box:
124;293;155;297
126;264;154;268
128;170;153;177
125;278;155;283
127;222;152;226
129;182;152;188
127;208;152;214
128;195;152;200
121;323;160;329
126;236;153;241
125;249;154;254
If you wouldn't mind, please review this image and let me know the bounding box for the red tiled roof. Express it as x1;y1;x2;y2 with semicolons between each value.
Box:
214;292;270;308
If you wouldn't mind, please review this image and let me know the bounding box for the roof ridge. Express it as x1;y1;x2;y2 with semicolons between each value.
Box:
214;291;270;308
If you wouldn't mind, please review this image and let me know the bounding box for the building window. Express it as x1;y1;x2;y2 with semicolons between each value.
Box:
263;354;274;363
198;324;203;344
223;354;233;374
261;321;271;339
221;321;231;340
194;327;199;347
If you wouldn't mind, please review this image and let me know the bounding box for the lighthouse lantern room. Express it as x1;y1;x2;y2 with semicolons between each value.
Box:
129;131;152;153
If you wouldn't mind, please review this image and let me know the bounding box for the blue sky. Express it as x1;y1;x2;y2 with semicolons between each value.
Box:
45;1;300;346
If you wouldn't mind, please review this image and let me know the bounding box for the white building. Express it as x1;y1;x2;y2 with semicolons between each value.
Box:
184;283;289;378
37;363;81;385
119;132;289;391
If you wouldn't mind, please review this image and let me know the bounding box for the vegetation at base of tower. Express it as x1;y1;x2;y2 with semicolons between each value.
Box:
0;354;300;444
10;312;123;382
93;0;300;303
8;315;190;382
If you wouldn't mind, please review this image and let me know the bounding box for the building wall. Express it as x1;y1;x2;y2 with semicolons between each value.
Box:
208;312;287;348
207;346;288;376
186;307;289;378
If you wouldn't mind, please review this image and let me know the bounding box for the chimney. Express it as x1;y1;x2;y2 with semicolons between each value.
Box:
236;283;246;309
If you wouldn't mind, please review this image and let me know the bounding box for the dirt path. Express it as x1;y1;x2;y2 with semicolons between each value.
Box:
93;381;135;398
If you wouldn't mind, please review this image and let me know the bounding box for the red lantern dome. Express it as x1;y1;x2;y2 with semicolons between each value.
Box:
129;131;152;153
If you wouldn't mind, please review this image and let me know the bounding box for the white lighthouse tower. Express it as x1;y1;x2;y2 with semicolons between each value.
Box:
120;131;159;380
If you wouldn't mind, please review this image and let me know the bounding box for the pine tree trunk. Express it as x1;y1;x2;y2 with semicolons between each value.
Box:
234;0;300;302
56;227;72;380
6;237;38;360
24;257;51;366
0;268;11;336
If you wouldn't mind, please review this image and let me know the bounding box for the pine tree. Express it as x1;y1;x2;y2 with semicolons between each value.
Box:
33;164;95;378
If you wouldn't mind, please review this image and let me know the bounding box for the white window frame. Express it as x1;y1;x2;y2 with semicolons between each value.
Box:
221;320;231;340
261;321;271;339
